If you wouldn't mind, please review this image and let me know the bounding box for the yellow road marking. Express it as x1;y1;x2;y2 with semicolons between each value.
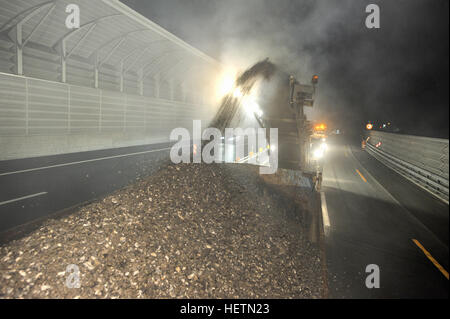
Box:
412;239;449;280
355;169;367;182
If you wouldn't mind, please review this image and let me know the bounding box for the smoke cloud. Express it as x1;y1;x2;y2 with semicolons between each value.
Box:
122;0;449;138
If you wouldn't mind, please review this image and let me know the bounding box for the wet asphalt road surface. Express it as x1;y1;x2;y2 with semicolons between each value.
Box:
0;142;172;235
322;135;448;298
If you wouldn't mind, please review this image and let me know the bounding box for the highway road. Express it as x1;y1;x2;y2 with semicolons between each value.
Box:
0;142;172;237
322;135;449;298
1;134;448;299
0;139;251;239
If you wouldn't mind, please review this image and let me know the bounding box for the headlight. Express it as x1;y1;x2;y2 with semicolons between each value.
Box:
320;142;328;150
313;148;324;159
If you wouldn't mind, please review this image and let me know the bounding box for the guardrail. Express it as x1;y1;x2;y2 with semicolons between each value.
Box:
366;130;449;203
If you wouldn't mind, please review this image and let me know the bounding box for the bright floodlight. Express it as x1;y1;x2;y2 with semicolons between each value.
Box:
242;96;263;117
313;148;324;159
233;87;243;98
216;69;237;98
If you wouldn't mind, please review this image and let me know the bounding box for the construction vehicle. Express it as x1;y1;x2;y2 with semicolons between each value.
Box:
312;122;328;139
209;59;321;186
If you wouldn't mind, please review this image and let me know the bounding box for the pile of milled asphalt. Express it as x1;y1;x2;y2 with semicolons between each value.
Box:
0;163;324;298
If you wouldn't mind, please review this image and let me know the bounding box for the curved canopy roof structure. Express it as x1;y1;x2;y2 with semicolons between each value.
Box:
0;0;220;94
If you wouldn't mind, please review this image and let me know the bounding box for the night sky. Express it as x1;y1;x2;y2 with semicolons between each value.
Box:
122;0;449;138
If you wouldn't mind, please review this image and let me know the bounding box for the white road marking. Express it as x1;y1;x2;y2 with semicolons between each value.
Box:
320;191;330;235
0;192;48;206
0;147;171;177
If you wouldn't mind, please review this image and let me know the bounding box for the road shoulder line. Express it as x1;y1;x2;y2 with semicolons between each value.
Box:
0;147;171;177
320;191;330;235
0;192;47;206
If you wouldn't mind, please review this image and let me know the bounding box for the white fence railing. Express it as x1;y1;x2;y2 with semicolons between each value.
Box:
0;72;217;160
0;72;214;137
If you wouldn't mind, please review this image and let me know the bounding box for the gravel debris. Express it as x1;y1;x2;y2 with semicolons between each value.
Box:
0;163;324;298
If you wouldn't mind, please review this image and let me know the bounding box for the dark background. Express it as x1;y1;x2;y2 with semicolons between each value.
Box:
122;0;449;138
